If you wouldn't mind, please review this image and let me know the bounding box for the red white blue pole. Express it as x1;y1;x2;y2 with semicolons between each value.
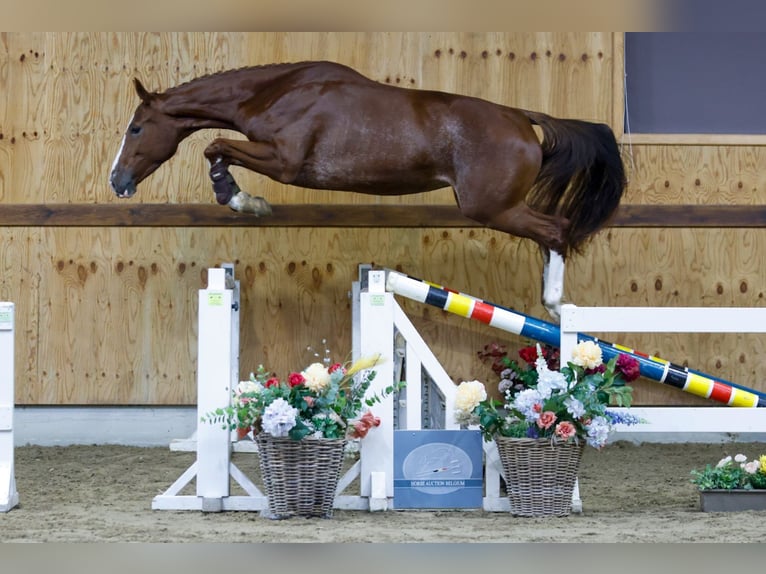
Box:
384;270;766;408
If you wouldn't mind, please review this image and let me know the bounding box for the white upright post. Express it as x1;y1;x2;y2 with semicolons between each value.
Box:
195;268;235;511
0;302;18;512
153;266;265;512
359;270;395;510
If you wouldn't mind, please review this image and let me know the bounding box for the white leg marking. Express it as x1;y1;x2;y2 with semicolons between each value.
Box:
228;191;273;216
542;250;565;321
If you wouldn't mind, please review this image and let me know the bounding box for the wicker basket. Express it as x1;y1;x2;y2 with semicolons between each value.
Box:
494;436;584;517
255;433;346;519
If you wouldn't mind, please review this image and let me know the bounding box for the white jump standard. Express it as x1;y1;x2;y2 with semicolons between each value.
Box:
0;302;19;512
152;266;266;512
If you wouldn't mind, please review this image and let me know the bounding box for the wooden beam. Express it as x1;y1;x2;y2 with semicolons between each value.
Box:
0;203;765;228
613;205;766;228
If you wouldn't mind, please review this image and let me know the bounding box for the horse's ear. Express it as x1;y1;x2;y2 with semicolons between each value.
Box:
133;78;154;103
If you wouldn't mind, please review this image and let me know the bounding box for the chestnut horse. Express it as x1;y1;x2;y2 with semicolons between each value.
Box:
109;60;625;320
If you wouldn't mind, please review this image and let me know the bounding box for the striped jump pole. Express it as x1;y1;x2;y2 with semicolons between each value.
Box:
384;270;766;408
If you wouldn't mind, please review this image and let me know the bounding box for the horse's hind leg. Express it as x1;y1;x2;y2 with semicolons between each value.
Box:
459;198;569;321
540;247;566;322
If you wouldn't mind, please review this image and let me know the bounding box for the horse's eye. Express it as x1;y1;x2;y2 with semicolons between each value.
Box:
129;125;142;136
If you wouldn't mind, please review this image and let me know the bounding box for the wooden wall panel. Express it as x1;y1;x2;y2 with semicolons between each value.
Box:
567;227;766;405
624;145;766;205
0;228;41;403
2;32;765;408
2;224;546;405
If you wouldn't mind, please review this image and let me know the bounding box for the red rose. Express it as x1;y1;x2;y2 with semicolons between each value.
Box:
264;377;280;388
287;372;305;387
616;354;641;382
518;346;538;365
586;364;606;375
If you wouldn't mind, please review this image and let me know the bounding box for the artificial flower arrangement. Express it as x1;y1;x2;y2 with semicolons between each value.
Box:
691;453;766;490
456;340;643;448
202;353;403;442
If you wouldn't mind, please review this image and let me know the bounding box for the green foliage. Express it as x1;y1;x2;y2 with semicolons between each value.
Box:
690;454;766;490
456;341;644;448
201;355;405;442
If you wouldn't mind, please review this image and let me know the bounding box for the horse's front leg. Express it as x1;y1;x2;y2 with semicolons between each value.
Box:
204;139;277;216
541;248;566;323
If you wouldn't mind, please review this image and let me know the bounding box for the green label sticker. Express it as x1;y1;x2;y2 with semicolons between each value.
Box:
0;308;11;330
208;292;224;306
370;294;385;306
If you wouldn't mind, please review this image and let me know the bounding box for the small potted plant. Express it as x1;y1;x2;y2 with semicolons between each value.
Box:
691;453;766;512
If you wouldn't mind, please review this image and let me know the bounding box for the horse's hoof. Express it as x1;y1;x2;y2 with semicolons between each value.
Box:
228;191;273;216
543;302;561;324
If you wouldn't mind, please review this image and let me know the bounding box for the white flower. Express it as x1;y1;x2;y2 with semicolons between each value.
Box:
571;340;603;370
734;453;747;463
536;368;569;398
302;362;331;392
564;396;586;418
532;344;569;398
716;455;732;468
743;460;760;474
512;388;543;423
261;397;298;437
585;415;611;448
455;380;487;413
236;378;262;396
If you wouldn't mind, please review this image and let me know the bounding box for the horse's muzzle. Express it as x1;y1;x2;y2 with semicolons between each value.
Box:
110;171;136;198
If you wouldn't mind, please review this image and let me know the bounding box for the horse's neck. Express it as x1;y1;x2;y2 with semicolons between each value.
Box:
157;64;315;132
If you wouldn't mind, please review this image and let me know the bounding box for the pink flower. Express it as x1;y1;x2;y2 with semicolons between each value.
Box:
532;403;542;413
616;354;641;382
554;421;576;440
349;421;370;439
304;396;315;407
537;411;557;429
347;411;381;439
359;411;381;428
264;377;280;388
287;372;305;387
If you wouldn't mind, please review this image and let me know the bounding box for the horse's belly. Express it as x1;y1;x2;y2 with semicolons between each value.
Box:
290;147;447;194
293;166;447;195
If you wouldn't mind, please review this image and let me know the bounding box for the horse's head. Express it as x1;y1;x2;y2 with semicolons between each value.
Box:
110;79;183;198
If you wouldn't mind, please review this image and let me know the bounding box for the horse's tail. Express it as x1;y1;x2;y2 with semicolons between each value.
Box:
521;110;626;256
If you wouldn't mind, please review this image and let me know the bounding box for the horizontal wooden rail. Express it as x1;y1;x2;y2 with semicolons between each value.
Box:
0;203;765;228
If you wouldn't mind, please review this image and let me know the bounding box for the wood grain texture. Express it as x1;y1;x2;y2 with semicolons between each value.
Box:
6;224;765;406
3;204;766;227
2;33;766;408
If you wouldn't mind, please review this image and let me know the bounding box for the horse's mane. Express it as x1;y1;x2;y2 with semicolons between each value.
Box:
161;61;320;95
